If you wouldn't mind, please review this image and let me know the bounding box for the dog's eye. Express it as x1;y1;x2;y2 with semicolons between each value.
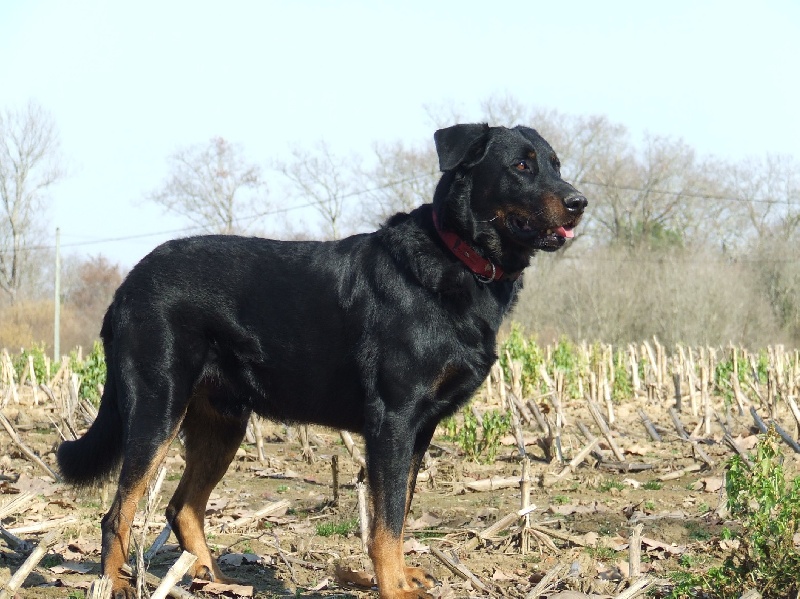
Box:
515;160;530;172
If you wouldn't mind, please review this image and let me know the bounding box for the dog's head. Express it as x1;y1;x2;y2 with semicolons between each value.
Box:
433;124;586;273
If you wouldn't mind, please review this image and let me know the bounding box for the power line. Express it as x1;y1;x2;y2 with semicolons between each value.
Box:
579;180;794;205
0;171;796;256
0;172;436;255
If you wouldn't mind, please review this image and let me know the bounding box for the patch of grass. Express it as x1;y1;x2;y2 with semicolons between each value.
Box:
586;545;615;561
597;480;625;493
642;480;662;490
413;529;446;540
551;495;571;505
679;553;695;568
686;521;711;541
316;518;358;538
644;500;656;511
40;554;64;568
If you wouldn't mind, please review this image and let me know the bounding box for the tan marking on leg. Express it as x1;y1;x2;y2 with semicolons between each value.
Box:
104;440;175;596
167;388;245;583
402;447;436;590
368;521;408;596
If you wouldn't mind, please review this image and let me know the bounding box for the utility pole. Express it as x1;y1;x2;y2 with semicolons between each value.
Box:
54;227;60;361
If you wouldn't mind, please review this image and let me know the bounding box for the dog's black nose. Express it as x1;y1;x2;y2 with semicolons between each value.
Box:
564;194;588;213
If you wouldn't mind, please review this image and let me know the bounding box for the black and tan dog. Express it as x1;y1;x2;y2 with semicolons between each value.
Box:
57;123;586;598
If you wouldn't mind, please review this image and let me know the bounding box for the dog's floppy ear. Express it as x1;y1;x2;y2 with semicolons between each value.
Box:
434;124;491;172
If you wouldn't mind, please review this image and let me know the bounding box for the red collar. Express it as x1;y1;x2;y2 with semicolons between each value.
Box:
432;210;514;282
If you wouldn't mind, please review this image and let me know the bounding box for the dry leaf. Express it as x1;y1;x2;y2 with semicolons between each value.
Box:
206;497;229;513
334;564;375;589
616;559;650;577
189;579;254;597
625;443;650;456
310;577;331;591
491;567;514;580
736;435;759;449
641;536;685;555
580;531;600;547
49;560;94;574
67;539;101;555
406;512;442;530
12;473;58;496
218;552;261;566
49;497;76;509
547;500;606;516
719;538;740;551
403;537;429;554
430;584;457;598
700;477;724;492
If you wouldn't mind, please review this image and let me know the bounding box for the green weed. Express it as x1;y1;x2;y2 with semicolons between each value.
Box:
13;344;49;381
316;518;358;537
668;429;800;598
611;349;633;402
498;324;544;396
443;408;510;464
597;480;625;493
70;340;107;406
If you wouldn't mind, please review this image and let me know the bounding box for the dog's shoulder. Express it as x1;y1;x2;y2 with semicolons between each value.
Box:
377;205;474;301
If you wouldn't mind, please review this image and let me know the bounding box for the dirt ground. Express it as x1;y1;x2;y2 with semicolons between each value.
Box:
1;394;798;598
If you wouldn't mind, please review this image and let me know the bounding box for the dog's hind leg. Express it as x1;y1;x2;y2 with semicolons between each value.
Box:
165;389;248;583
102;427;181;599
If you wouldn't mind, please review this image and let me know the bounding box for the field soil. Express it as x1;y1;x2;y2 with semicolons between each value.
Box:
1;392;798;598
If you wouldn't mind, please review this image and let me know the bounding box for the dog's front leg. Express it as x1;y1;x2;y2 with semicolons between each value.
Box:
365;419;435;599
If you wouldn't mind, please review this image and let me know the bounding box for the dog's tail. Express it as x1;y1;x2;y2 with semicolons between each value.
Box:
57;307;125;485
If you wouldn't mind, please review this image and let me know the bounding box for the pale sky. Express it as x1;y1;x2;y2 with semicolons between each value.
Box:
2;0;799;268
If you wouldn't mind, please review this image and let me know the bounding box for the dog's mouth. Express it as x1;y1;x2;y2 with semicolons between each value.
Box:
506;214;578;251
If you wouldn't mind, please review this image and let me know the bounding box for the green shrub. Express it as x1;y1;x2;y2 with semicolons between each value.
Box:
13;344;49;382
70;340;107;405
443;409;510;464
669;428;800;598
498;324;544;396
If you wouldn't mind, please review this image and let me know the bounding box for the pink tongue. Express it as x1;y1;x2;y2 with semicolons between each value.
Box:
554;226;575;239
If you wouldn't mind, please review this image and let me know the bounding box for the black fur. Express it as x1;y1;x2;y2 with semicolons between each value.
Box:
57;124;586;598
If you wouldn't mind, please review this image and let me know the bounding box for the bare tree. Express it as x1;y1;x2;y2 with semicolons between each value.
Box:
149;137;265;234
357;140;439;229
727;153;800;240
480;96;735;249
275;141;361;240
0;101;65;303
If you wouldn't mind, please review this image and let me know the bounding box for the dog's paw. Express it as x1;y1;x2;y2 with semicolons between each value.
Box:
405;565;437;589
191;562;241;586
111;583;138;599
